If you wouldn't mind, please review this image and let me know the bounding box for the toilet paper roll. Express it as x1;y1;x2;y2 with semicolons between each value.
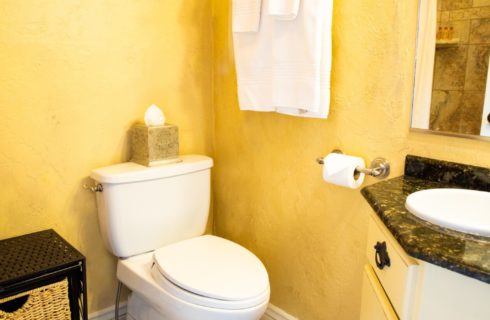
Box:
322;153;365;189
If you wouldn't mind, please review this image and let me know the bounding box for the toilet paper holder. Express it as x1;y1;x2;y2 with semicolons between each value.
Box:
316;150;390;179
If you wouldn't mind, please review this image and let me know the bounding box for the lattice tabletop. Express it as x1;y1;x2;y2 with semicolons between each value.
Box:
0;230;84;290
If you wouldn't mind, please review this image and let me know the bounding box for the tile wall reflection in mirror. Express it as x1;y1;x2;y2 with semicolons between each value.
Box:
412;0;490;139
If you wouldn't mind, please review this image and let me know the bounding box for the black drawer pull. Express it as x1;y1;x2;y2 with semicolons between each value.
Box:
374;241;391;270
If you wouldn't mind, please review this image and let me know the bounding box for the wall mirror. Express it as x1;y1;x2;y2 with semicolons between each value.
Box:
412;0;490;140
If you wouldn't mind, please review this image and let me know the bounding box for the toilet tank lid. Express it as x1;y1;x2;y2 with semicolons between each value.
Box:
90;155;213;184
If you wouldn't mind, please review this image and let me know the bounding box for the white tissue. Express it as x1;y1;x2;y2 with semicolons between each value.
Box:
322;153;366;189
144;104;166;127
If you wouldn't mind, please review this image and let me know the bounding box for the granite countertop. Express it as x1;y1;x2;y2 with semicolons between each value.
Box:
361;155;490;284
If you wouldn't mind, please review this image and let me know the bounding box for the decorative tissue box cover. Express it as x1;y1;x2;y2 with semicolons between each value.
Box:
131;123;179;166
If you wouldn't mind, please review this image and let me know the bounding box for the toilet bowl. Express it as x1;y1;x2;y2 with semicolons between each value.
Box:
117;236;270;320
91;156;270;320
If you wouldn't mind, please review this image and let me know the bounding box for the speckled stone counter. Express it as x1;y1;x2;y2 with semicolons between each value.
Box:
361;155;490;284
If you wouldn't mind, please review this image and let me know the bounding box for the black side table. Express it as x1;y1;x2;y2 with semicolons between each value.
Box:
0;229;87;320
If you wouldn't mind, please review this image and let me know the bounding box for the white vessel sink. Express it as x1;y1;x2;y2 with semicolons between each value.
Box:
405;188;490;237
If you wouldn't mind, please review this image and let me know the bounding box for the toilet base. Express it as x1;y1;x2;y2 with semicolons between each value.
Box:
128;292;169;320
127;291;268;320
118;252;269;320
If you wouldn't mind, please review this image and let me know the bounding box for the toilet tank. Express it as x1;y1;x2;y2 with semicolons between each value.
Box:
91;155;213;258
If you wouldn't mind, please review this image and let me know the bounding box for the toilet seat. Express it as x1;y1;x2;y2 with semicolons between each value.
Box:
151;264;270;310
152;235;269;309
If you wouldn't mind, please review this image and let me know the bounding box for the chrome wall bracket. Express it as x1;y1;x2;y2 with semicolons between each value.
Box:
357;157;390;179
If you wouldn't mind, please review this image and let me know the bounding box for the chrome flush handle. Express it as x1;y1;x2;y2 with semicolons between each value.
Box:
83;183;103;193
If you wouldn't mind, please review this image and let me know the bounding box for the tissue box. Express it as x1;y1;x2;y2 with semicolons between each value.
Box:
130;123;179;166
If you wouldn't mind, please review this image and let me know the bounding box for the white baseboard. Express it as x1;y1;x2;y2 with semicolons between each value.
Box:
262;303;298;320
88;302;295;320
88;303;127;320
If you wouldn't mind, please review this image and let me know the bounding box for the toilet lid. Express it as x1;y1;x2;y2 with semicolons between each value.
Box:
153;235;269;301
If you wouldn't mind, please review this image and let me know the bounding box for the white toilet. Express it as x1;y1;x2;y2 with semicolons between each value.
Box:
91;155;270;320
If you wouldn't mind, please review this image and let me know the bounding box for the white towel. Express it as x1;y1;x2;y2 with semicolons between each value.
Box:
232;0;262;32
268;0;300;20
277;0;332;118
233;0;333;119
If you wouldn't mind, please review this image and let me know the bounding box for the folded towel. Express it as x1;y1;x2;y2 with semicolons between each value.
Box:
233;0;333;118
268;0;300;20
232;0;262;32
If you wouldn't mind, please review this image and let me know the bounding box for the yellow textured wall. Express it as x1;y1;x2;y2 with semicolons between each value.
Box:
0;0;213;313
212;0;490;319
3;0;490;318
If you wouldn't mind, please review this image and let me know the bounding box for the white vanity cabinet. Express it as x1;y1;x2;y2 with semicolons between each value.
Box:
361;213;490;320
360;214;418;320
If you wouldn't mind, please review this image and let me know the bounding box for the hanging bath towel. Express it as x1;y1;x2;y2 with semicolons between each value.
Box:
268;0;300;20
232;0;333;119
232;0;262;32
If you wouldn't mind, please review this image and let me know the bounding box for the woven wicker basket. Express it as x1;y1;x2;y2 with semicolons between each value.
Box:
0;278;71;320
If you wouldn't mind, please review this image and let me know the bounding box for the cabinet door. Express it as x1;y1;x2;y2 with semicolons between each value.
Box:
367;214;418;319
360;265;398;320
